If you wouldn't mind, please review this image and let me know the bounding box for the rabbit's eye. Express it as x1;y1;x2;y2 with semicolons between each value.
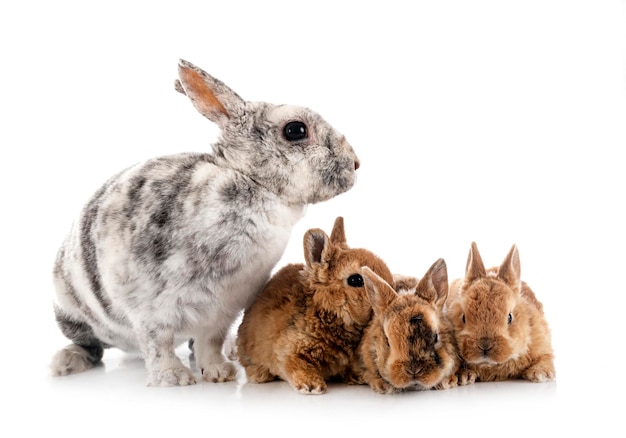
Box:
462;314;466;324
347;274;364;287
283;121;308;141
507;313;513;325
433;333;439;344
410;315;423;324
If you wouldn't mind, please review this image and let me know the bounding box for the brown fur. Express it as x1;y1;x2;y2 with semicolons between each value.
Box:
353;259;460;394
236;216;393;395
446;242;555;384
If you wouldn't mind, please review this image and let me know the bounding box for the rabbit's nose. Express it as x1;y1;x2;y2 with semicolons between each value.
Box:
341;136;359;170
479;337;494;354
407;360;422;377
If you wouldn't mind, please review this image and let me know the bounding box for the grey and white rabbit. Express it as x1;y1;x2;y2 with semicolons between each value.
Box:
50;59;360;386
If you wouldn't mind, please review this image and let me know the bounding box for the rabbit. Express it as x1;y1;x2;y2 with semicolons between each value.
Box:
49;59;360;387
353;259;460;394
235;216;394;395
445;242;555;384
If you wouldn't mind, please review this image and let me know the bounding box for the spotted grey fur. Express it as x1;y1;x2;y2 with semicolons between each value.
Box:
50;59;360;386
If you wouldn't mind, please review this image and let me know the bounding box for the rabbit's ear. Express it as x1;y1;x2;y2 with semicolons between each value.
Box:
415;258;449;308
329;216;349;249
176;59;245;128
465;241;486;282
303;228;331;267
497;244;521;292
362;267;397;316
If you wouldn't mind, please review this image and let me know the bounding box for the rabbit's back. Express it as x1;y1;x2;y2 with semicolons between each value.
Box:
54;152;305;351
236;263;307;377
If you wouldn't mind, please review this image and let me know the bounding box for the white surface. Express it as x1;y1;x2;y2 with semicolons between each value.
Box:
1;1;624;437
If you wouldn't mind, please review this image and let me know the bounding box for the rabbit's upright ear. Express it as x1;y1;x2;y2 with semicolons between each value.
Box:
329;216;349;249
415;258;449;308
465;241;486;283
497;244;521;292
176;59;245;128
303;228;332;267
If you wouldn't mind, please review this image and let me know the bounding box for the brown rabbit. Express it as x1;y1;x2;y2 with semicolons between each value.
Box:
235;216;394;394
446;242;555;384
353;259;460;394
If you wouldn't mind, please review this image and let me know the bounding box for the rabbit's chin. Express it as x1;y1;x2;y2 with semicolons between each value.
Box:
386;365;451;390
306;169;357;204
465;356;501;365
391;379;437;392
463;349;521;365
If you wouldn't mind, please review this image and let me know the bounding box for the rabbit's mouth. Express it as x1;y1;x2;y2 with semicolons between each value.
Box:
461;334;515;365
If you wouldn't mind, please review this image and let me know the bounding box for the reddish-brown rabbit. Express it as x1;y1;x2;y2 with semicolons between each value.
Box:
446;242;555;384
354;259;459;394
236;216;393;394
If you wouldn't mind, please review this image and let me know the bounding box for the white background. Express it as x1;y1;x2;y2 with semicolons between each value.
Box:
1;1;624;437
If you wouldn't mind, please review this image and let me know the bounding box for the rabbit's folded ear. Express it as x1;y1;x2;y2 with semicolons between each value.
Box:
177;59;245;128
362;267;397;316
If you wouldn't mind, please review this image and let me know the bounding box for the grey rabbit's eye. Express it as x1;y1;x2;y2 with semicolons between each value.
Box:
283;121;308;141
347;274;364;287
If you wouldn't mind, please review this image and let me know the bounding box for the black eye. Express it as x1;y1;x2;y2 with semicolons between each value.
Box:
410;315;423;325
347;274;364;287
507;313;513;325
433;333;439;344
283;121;308;141
462;314;466;324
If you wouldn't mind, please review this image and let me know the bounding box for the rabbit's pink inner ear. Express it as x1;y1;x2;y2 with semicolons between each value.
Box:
179;67;230;120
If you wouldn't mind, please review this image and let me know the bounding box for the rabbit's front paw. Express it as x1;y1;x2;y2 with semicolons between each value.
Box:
285;369;327;394
369;377;398;395
457;369;477;386
436;374;459;390
200;361;238;383
293;378;327;395
523;362;556;383
149;366;196;386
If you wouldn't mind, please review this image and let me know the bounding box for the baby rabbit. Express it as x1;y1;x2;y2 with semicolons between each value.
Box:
50;60;360;386
236;216;393;395
446;242;555;384
354;259;459;394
